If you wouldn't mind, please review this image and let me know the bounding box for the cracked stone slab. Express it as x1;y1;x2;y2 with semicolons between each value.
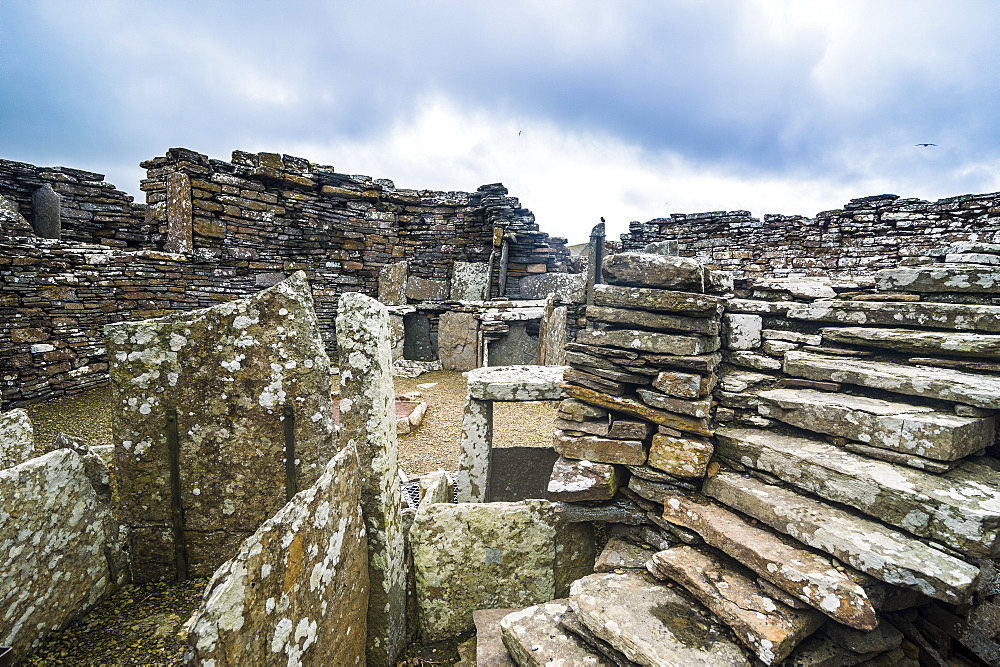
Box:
660;492;878;630
467;365;568;401
553;430;647;465
575;328;719;356
647;546;824;665
703;471;979;604
783;350;1000;409
715;427;1000;558
594;537;655;572
592;283;726;316
0;408;34;469
756;388;994;461
786;299;1000;333
500;600;611;666
821;327;1000;359
637;389;712;418
570;572;751;665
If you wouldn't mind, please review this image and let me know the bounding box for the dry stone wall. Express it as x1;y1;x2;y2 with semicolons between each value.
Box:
621;192;1000;278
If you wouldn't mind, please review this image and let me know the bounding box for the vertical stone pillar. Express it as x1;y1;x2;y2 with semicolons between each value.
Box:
457;397;493;502
165;172;193;253
378;261;408;306
337;292;407;666
585;221;605;309
537;295;568;366
31;184;61;239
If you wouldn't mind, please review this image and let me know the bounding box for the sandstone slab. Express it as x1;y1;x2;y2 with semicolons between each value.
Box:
473;608;517;667
876;264;1000;293
648;546;824;664
786;299;1000;333
723;313;763;350
585;305;718;334
647;433;714;478
467;364;567;401
378;261;408;306
450;261;490;301
184;445;369;666
575;328;718;356
105;271;338;581
536;297;568;366
703;470;979;604
821;326;1000;358
756;388;993;461
0;407;34;469
547;456;619;501
594;537;655;572
561;383;713;436
714;427;1000;558
406;275;450;301
500;600;609;666
570;572;751;665
783;350;1000;409
592;283;726;316
437;311;480;371
1;448;124;662
519;271;585;302
652;368;714;398
660;492;878;630
602;252;732;292
553;430;646;465
636;389;712;418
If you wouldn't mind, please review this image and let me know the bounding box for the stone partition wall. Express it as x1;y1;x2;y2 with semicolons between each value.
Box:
621;192;1000;277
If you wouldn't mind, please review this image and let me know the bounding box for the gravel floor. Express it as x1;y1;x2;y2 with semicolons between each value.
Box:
19;369;559;664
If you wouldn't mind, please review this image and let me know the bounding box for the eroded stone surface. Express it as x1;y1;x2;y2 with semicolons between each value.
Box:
723;313;763;351
547;456;619;501
519;272;585;302
575;328;718;356
786;300;1000;333
648;546;824;665
438;311;480;371
500;600;609;666
337;292;407;665
715;427;1000;558
378;261;408;306
876;264;1000;293
592;283;726;316
0;407;34;469
585;305;719;334
451;261;490;301
406;275;450;301
457;397;492;502
703;471;978;604
184;445;369;666
647;433;714;478
602;253;732;293
1;449;124;662
553;430;647;466
570;572;751;666
106;271;338;581
821;327;1000;359
467;365;567;401
562;384;713;436
594;537;655;572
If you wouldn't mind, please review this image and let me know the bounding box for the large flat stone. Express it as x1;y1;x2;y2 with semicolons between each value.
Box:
569;572;751;665
184;445;369;665
575;328;719;356
451;261;490;301
876;264;1000;293
636;389;712;418
546;456;619;501
0;408;34;469
500;600;609;666
467;365;567;401
714;427;1000;558
703;471;979;604
473;608;517;667
561;383;713;436
553;431;647;466
786;299;1000;333
602;252;732;292
378;261;408;305
659;492;878;630
648;546;824;665
1;448;124;662
756;388;994;461
585;305;718;334
592;283;726;316
821;326;1000;358
438;311;480;371
783;350;1000;409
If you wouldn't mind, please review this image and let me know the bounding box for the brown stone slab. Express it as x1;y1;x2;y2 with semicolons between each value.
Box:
473;608;518;667
561;383;713;436
659;493;878;630
635;389;712;418
585;305;719;334
606;419;655;440
602;253;731;292
595;537;655;572
652;368;715;398
565;369;628;396
553;430;647;466
554;416;611;437
647;433;714;478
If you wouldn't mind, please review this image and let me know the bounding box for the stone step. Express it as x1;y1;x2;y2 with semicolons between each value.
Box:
876;264;1000;293
659;492;878;630
703;470;979;604
755;388;994;461
569;571;752;665
647;546;824;665
821;326;1000;358
714;427;1000;558
786;299;1000;333
783;350;1000;409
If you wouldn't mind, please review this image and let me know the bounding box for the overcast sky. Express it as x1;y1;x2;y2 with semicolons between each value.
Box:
2;1;999;243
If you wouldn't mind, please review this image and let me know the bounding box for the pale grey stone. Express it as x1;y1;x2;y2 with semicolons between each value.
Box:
821;326;1000;358
518;272;585;302
784;350;1000;409
751;277;837;299
473;608;517;667
756;388;994;461
636;389;712;418
389;314;405;361
876;264;1000;293
500;600;610;666
725;350;783;371
946;241;1000;255
547;456;618;501
418;469;453;508
450;261;490;301
165;172;193;253
536;296;568;366
787;299;1000;332
378;261;408;306
594;537;656;572
392;359;442;377
0;408;34;469
438;311;480;371
715;427;1000;558
585;305;719;334
603;253;732;292
703;471;979;604
457;397;492;503
642;240;679;255
488;322;538;367
570;572;752;665
592;283;726;316
723;313;763;350
467;364;567;401
1;449;124;662
763;329;822;345
406;275;450;301
762;340;798;355
31;183;61;239
945;252;1000;265
575;328;719;355
337;292;407;665
184;445;369;666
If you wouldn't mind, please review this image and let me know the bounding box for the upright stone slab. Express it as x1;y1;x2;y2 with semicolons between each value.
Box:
31;183;60;238
184;446;369;666
450;261;490;301
406;276;450;302
337;291;407;665
1;449;124;662
0;408;34;469
165;172;193;253
378;261;408;306
536;296;568;366
519;272;585;302
437;311;480;371
105;271;338;582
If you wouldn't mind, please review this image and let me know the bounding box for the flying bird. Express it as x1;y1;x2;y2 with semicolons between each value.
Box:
916;143;937;147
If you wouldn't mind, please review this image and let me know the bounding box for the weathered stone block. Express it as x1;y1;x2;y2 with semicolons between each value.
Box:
821;326;1000;358
0;408;34;469
592;283;726;316
602;253;732;293
546;456;619;501
450;261;490;301
406;275;450;302
652;368;714;398
106;271;338;581
518;272;585;302
184;446;369;665
165;172;193;253
378;261;408;306
575;328;718;356
585;304;718;334
562;383;713;436
786;299;1000;332
467;364;566;401
553;430;647;465
500;600;607;665
437;311;479;371
31;183;60;239
636;389;712;418
876;264;1000;293
723;313;762;350
647;433;713;478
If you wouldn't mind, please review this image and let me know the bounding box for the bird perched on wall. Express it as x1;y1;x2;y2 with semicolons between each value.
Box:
600;216;605;223
916;143;937;147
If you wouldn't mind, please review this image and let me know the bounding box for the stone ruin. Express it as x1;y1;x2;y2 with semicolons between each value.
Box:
3;149;1000;664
